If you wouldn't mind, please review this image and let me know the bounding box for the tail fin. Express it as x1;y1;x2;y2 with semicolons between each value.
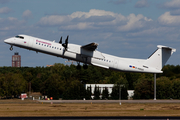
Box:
145;45;176;71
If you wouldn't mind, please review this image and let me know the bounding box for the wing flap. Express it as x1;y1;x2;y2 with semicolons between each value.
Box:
81;43;98;51
91;62;109;69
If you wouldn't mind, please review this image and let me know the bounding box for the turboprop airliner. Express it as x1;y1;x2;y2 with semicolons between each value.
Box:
4;35;176;73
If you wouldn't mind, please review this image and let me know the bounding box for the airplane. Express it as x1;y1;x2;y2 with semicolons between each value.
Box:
4;34;176;73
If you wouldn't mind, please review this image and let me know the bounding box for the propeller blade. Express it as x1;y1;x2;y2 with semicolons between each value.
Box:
65;35;69;45
59;36;62;44
62;35;69;49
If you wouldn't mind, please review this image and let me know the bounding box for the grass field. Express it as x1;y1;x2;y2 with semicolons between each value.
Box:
0;99;180;116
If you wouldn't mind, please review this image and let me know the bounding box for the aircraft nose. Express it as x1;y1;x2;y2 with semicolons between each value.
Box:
4;39;8;43
4;38;13;44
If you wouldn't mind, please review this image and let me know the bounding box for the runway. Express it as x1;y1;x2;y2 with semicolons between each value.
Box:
1;99;180;118
37;99;180;104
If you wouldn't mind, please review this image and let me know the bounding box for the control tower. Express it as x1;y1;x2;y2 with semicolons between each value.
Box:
12;52;21;67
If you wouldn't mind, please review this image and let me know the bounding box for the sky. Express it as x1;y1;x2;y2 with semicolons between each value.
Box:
0;0;180;67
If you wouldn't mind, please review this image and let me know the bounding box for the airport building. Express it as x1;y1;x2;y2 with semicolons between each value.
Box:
85;84;134;99
12;52;21;67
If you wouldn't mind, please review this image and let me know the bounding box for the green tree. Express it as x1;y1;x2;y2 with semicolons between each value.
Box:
121;86;128;100
102;87;109;99
86;85;92;100
111;85;119;100
111;85;128;100
133;76;154;99
156;77;173;99
125;73;141;90
172;78;180;99
0;74;5;97
42;73;64;100
93;85;100;100
62;80;86;100
2;73;27;98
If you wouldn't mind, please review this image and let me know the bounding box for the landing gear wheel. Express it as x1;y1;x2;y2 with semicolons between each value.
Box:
76;64;81;70
10;46;13;51
83;64;88;69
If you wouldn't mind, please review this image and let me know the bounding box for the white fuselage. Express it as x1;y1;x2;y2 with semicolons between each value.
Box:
4;35;170;73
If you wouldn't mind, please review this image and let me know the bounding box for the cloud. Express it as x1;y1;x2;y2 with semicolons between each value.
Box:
70;9;116;19
1;8;179;67
38;9;123;29
59;22;96;30
118;14;152;31
158;11;180;26
162;0;180;9
0;17;26;38
0;7;11;14
22;10;33;20
38;9;152;32
126;27;176;39
38;15;71;26
72;15;116;23
109;0;127;5
134;0;149;8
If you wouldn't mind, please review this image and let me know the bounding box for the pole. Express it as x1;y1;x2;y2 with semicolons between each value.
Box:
154;73;156;100
119;85;121;105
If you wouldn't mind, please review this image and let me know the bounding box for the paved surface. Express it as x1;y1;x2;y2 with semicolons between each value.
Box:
37;100;180;104
1;117;179;120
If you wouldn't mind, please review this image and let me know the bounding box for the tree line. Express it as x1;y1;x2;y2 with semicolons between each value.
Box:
0;64;180;99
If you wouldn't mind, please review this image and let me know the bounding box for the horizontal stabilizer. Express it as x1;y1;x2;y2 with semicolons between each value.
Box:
157;45;176;53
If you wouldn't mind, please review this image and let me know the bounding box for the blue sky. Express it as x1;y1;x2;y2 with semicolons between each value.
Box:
0;0;180;67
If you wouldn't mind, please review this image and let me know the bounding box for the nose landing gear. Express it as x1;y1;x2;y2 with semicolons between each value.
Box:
10;46;13;51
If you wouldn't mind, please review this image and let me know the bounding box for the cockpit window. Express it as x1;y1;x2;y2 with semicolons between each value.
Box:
15;36;24;39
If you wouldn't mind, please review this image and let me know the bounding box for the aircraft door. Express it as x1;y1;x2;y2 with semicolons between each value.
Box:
28;38;34;47
113;59;119;68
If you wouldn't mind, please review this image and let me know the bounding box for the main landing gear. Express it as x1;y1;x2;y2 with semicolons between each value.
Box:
76;63;88;70
76;63;81;70
10;46;13;51
83;64;88;69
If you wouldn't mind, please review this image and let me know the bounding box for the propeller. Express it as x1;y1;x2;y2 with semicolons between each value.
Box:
62;35;69;49
59;36;62;44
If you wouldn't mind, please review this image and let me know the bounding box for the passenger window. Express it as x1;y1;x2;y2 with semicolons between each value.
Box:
55;47;56;49
52;46;54;48
42;44;43;46
39;43;40;45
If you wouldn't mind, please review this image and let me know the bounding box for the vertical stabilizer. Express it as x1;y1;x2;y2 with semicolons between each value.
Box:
145;45;176;71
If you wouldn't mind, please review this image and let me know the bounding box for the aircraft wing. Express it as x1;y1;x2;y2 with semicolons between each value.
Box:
81;43;98;51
